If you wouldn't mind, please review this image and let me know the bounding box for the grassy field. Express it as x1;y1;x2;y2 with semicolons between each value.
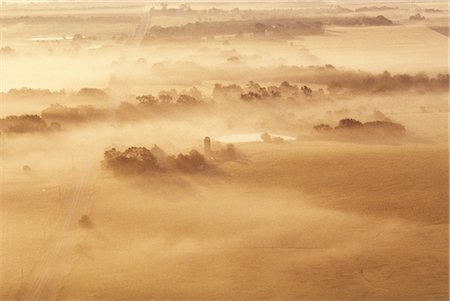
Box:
300;25;448;74
2;140;448;300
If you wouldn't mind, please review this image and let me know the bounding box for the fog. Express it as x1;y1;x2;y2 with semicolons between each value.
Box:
1;1;448;301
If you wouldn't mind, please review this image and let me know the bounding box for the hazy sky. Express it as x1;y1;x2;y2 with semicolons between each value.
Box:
1;0;448;3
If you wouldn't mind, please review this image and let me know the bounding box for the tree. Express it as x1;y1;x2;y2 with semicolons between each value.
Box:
180;3;191;11
313;124;332;132
137;94;158;106
103;147;159;175
337;118;363;129
301;85;313;97
73;34;83;41
79;215;93;229
409;13;425;21
177;94;200;105
254;23;268;34
1;114;49;133
261;132;272;143
173;150;206;172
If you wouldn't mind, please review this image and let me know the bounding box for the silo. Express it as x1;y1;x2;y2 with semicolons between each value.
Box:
203;136;212;157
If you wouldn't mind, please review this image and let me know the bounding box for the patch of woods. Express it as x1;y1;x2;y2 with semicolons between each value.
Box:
261;132;285;144
4;66;448;131
145;18;324;40
144;5;387;20
136;86;204;106
1;87;110;134
115;87;207;121
278;66;449;95
235;66;449;95
133;81;317;106
2;87;108;102
214;81;319;102
75;88;108;101
102;141;237;176
313;118;407;141
1;46;15;56
115;82;320;121
410;14;426;21
148;4;352;19
0;114;61;134
143;16;393;41
354;6;397;12
147;4;441;17
211;67;448;100
41;104;108;123
142;64;449;95
3;87;65;99
40;69;448;123
326;15;392;26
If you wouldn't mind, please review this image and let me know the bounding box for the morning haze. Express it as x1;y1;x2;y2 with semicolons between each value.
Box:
0;1;448;300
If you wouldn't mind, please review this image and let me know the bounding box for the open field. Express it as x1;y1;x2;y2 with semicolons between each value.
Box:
2;140;448;300
300;25;448;73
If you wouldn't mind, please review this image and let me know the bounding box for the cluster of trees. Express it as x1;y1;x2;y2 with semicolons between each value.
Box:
0;114;61;134
145;18;324;40
313;118;406;139
261;133;285;144
33;68;448;126
4;87;65;99
103;145;207;175
145;63;448;95
354;6;397;12
35;87;206;124
41;104;107;123
103;147;160;175
144;15;395;41
204;139;238;162
420;8;443;13
210;144;237;162
1;46;15;56
146;4;400;20
136;87;203;107
325;71;449;94
250;65;449;95
213;81;319;102
75;88;108;101
409;14;426;21
329;15;393;26
3;87;109;101
115;87;206;120
129;81;319;110
7;66;447;128
150;4;348;19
